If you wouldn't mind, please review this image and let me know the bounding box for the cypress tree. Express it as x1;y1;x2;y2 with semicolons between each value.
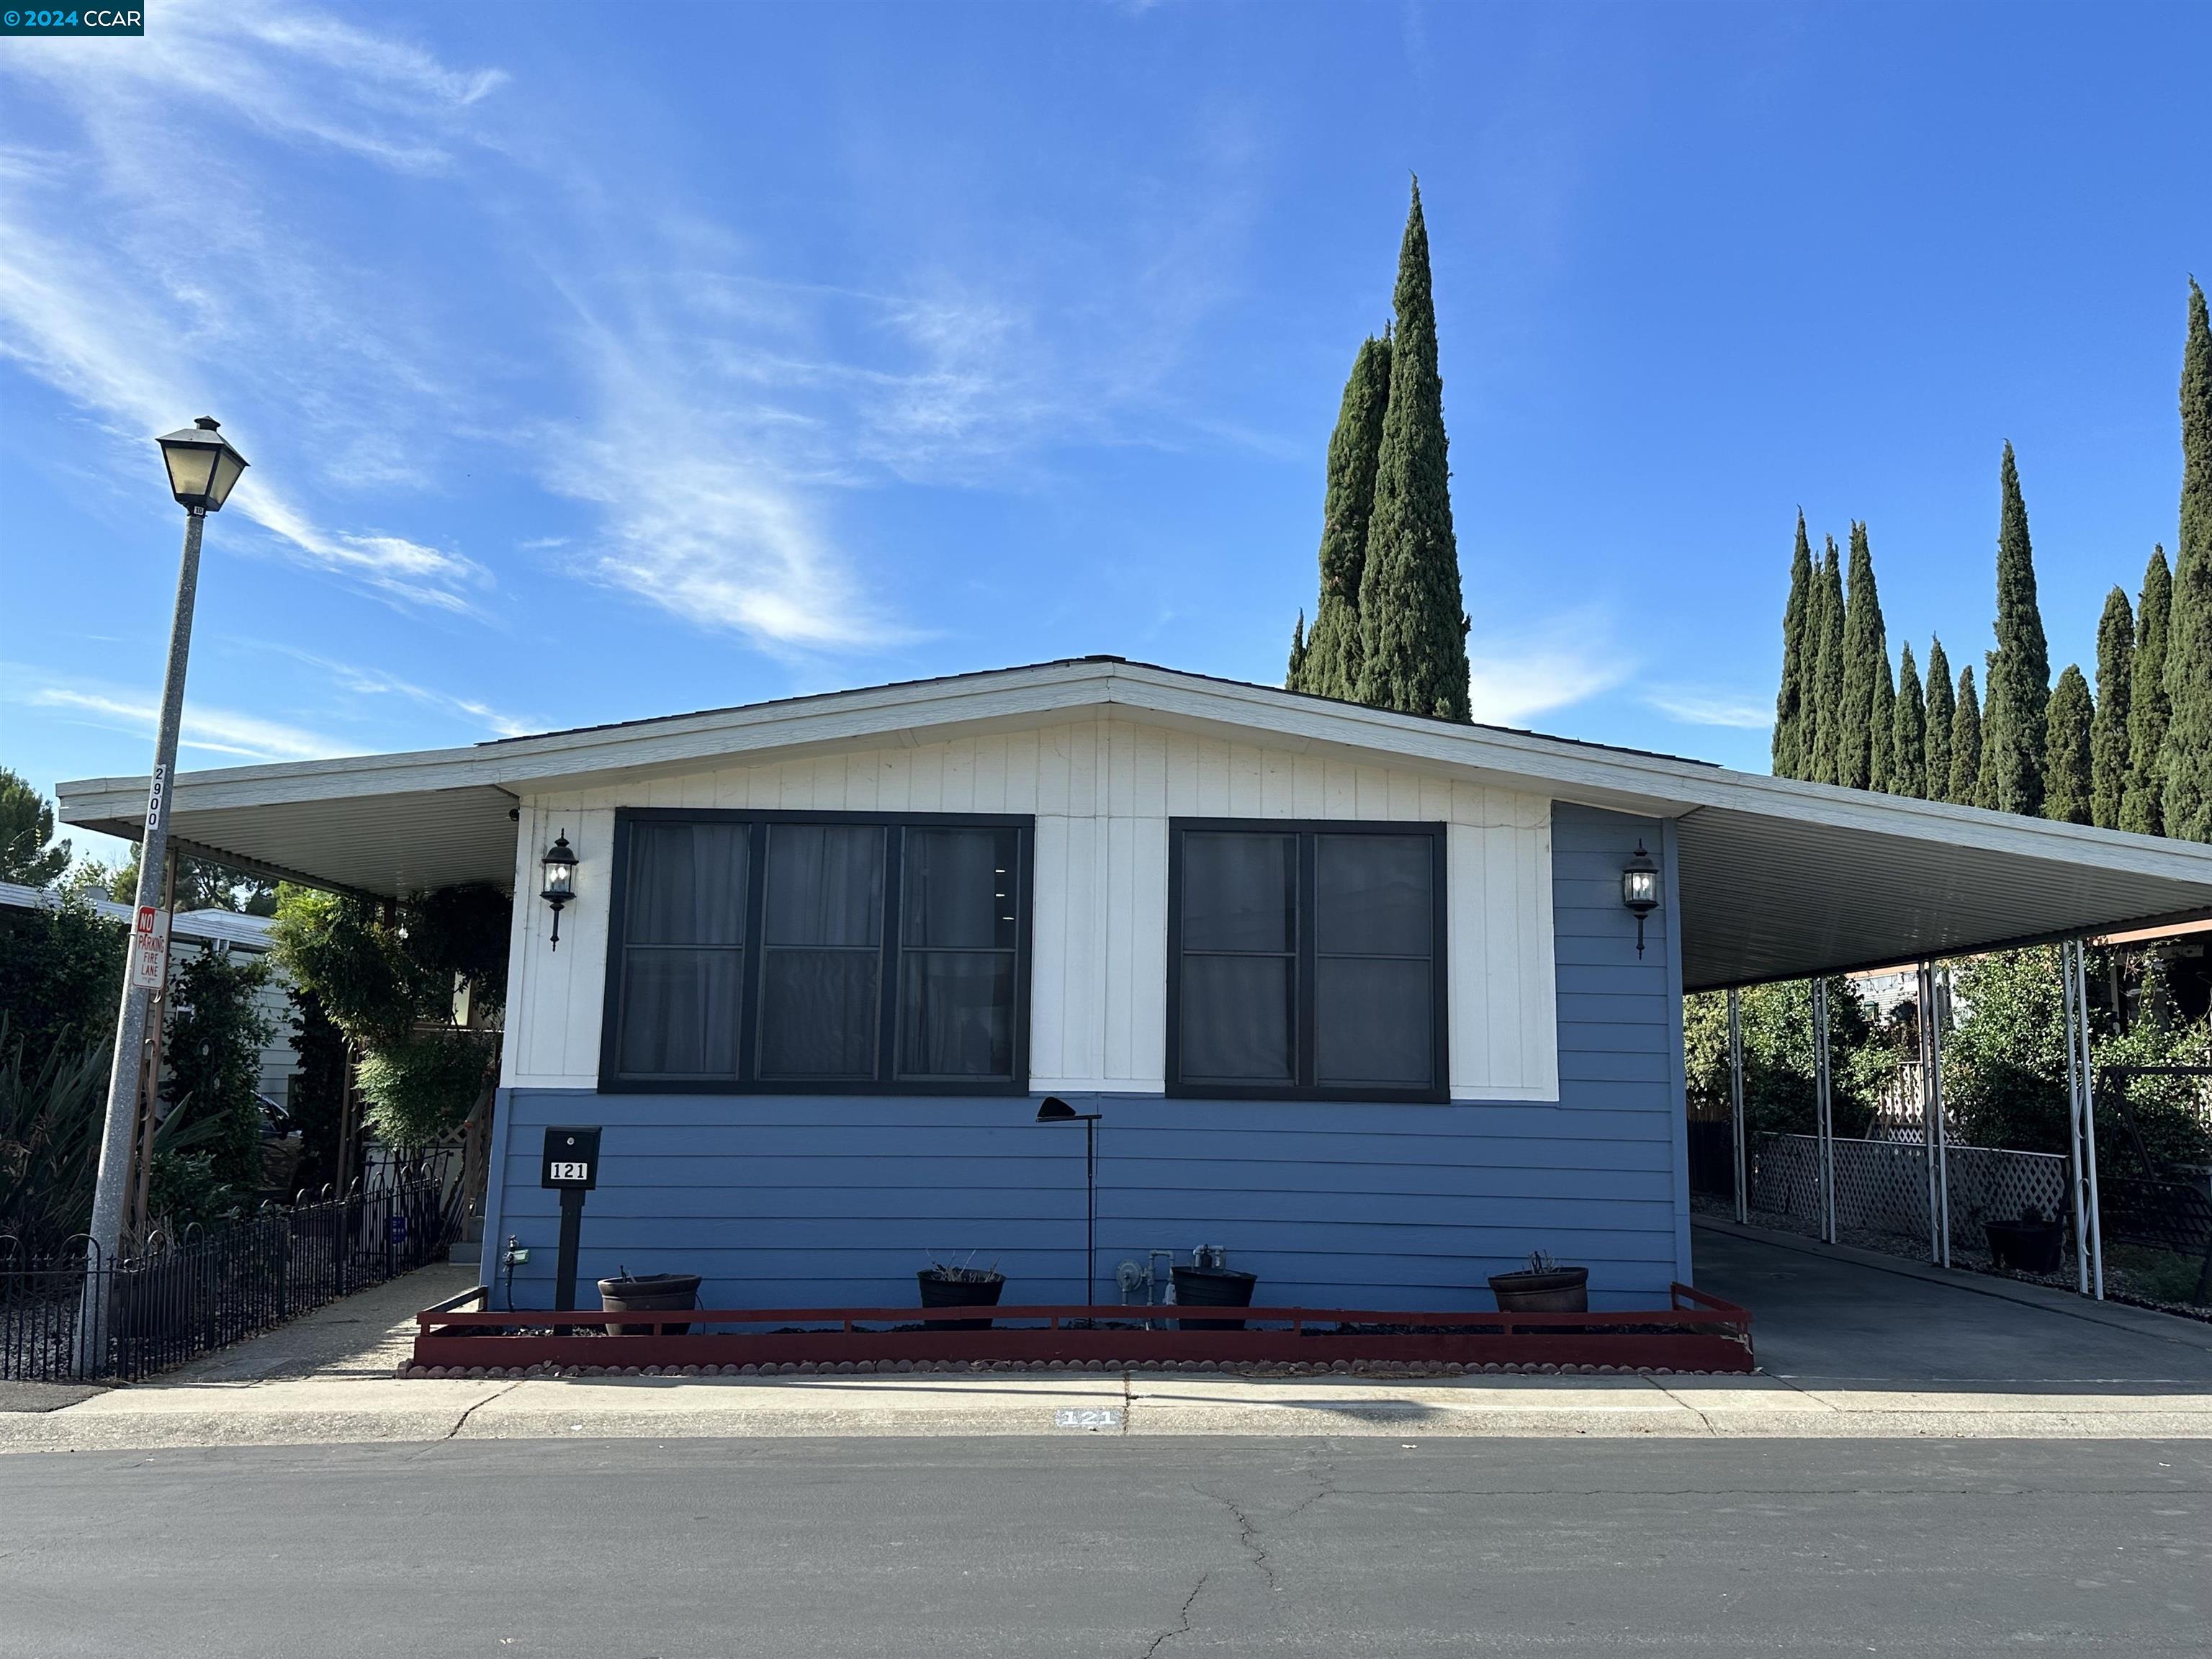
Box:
2122;547;2173;835
1838;523;1889;790
2044;665;2094;825
1893;642;1927;799
1772;511;1815;778
1807;536;1847;784
1982;442;2051;814
1356;180;1471;721
1300;333;1393;698
1925;637;1955;803
1871;653;1897;792
1948;666;1983;806
2162;277;2212;842
1287;611;1309;690
2090;587;2134;830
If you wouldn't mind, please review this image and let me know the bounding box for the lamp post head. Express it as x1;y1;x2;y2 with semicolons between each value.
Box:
156;417;249;513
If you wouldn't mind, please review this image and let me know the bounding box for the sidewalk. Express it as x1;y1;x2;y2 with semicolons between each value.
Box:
6;1236;2211;1450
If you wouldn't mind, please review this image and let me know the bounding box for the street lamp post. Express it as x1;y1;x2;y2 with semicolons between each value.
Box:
79;419;248;1372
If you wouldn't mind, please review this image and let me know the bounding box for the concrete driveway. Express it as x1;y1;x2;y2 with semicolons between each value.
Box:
1694;1218;2212;1388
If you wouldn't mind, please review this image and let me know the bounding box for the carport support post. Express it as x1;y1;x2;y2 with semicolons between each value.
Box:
1813;978;1836;1244
1917;961;1951;1268
1727;988;1748;1223
2061;940;2105;1300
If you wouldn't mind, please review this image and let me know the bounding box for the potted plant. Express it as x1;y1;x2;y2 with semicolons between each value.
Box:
917;1257;1004;1329
1984;1205;2066;1274
598;1267;703;1335
1171;1249;1258;1331
1488;1249;1589;1313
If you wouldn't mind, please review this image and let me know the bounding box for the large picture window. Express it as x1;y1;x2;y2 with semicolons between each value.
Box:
1166;819;1447;1102
602;811;1031;1094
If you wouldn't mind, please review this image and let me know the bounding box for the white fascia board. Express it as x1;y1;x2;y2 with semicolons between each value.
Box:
55;657;2212;894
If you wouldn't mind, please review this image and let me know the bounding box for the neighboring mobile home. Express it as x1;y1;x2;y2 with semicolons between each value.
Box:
55;659;2212;1313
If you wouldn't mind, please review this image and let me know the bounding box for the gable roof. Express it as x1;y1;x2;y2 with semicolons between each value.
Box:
55;656;2212;991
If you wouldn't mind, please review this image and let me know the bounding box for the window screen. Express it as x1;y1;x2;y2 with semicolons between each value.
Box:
603;812;1030;1092
1168;821;1444;1101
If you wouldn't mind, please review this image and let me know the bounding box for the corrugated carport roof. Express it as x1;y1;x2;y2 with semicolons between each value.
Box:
56;657;2212;992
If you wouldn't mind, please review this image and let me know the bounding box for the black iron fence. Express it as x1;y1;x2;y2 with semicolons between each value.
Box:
1;1159;461;1382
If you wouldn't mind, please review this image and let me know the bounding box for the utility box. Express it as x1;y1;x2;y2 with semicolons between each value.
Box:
541;1125;602;1190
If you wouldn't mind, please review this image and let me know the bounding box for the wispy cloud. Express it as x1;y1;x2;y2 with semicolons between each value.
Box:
16;679;342;763
1465;612;1632;727
248;644;534;739
1645;686;1772;729
0;0;496;613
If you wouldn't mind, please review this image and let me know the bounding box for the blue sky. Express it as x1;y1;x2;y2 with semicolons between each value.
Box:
2;1;2206;863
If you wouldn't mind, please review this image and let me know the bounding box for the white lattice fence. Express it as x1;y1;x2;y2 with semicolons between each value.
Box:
1751;1134;2069;1257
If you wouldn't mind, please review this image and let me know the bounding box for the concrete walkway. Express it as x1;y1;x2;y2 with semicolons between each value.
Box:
6;1226;2210;1452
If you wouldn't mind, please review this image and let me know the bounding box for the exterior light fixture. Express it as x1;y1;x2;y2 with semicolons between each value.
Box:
156;417;249;514
1035;1096;1102;1308
541;832;578;949
1622;840;1660;958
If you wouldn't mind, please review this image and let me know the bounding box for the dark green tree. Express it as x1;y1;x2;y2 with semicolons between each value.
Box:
1925;637;1955;801
1982;443;2051;814
1807;536;1847;784
2043;665;2094;825
1871;652;1897;793
1355;181;1471;721
2091;586;2134;830
2123;547;2173;835
159;947;275;1204
0;768;71;886
1286;611;1308;689
1948;666;1983;805
2162;277;2212;842
1298;334;1393;698
1893;642;1928;799
0;898;125;1061
1838;522;1888;789
1772;511;1815;778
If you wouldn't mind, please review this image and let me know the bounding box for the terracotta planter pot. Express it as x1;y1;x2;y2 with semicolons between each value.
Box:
1488;1267;1589;1313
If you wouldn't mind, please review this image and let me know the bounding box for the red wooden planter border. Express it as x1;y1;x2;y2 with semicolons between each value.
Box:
413;1283;1755;1373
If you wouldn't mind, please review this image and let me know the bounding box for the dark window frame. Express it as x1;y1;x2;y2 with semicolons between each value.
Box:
1165;817;1449;1105
599;808;1035;1095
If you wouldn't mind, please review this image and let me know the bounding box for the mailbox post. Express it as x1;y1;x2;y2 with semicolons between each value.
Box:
541;1125;602;1315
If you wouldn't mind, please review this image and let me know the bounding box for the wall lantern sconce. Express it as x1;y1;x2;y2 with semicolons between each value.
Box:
541;832;578;950
1035;1096;1102;1307
1622;840;1660;958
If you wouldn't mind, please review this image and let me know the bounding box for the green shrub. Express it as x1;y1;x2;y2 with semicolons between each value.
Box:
355;1030;493;1149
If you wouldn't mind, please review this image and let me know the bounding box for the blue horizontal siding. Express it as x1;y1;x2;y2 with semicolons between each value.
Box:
480;801;1689;1313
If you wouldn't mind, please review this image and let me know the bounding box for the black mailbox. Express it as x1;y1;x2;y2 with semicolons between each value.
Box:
541;1125;602;1190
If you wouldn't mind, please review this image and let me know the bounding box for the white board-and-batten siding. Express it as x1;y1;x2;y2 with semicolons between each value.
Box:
501;716;1560;1101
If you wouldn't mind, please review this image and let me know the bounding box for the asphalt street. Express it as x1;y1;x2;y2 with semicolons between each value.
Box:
2;1436;2206;1657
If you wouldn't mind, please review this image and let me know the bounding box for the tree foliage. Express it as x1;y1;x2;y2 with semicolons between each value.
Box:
1355;180;1471;721
1807;536;1846;784
355;1029;495;1149
1892;642;1927;799
2090;586;2134;830
159;947;275;1202
1772;511;1815;777
1924;637;1955;802
1296;333;1393;700
1948;666;1983;805
0;768;71;886
1838;523;1887;790
1683;979;1888;1140
2162;277;2212;842
0;896;125;1061
2123;547;2174;835
1982;443;2051;815
2041;664;2093;825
